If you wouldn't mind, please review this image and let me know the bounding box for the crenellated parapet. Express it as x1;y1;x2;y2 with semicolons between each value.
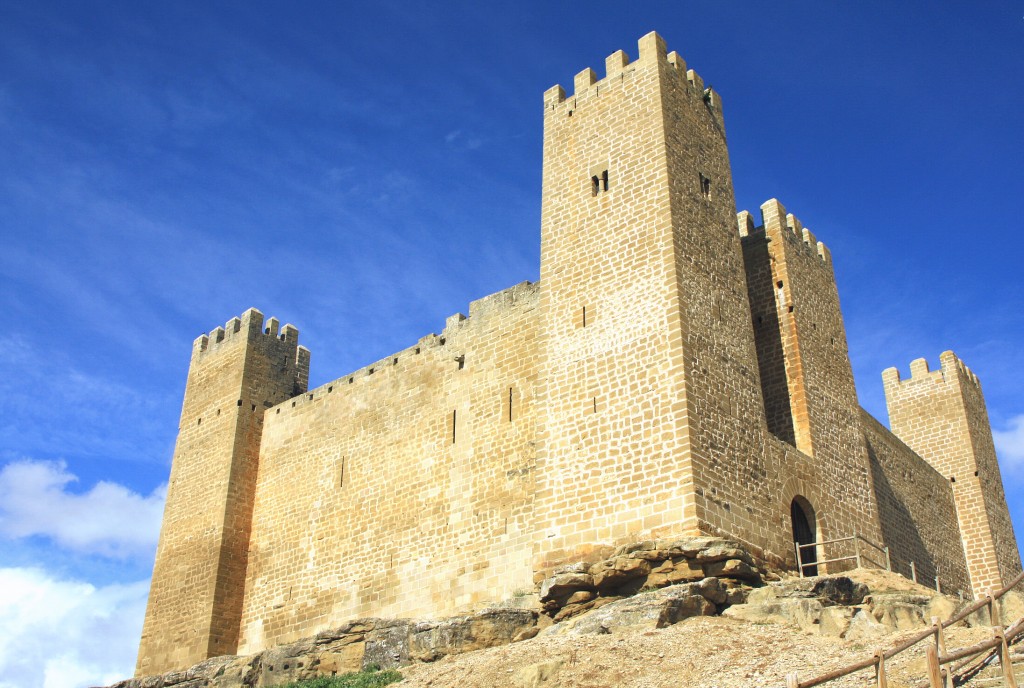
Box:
543;31;722;116
882;350;981;393
738;199;832;266
192;308;305;363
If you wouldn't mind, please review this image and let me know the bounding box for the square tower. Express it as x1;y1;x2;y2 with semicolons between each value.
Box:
136;309;309;676
533;33;769;567
883;352;1022;593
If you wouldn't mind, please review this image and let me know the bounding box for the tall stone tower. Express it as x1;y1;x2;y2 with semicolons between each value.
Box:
533;32;769;566
136;308;309;676
883;352;1021;594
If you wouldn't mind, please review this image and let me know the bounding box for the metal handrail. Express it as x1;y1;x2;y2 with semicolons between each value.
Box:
794;532;891;578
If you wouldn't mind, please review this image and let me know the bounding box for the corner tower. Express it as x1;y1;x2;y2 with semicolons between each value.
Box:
136;308;309;676
883;352;1021;594
739;199;883;568
534;32;768;566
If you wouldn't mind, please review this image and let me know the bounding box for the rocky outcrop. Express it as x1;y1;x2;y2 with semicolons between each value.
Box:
545;578;725;636
537;537;763;622
722;571;966;640
109;609;537;688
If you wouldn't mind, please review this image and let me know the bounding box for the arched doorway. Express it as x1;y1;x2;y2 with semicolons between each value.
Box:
791;497;818;576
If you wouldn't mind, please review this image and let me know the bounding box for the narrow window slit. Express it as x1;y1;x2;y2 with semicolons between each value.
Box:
508;387;514;422
451;410;457;444
700;173;712;200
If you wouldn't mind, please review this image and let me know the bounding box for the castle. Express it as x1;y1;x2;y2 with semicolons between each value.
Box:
136;32;1021;676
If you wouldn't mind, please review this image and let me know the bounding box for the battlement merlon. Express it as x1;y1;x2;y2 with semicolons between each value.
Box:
881;351;982;391
543;31;721;111
190;307;308;370
738;199;832;266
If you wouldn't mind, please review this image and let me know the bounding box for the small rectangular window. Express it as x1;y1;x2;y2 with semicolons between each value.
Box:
591;168;609;196
699;173;712;200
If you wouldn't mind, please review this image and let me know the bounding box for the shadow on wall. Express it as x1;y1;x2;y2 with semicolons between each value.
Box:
866;441;941;586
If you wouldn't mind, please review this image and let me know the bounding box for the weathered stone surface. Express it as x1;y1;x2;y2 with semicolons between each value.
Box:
694;577;729;605
725;572;968;640
405;609;540;665
844;608;889;642
820;606;857;637
723;598;826;634
513;660;563;688
864;592;952;632
539;572;595;601
566;585;717;635
703;559;759;581
565;590;595;605
746;576;867;607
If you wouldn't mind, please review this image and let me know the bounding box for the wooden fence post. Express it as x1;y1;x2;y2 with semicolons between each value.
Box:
786;672;800;688
997;627;1018;688
987;590;997;627
910;561;917;583
931;617;946;657
854;533;862;569
926;644;943;688
874;651;888;688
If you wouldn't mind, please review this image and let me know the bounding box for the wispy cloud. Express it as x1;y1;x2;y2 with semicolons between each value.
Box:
994;414;1024;475
0;459;164;559
444;129;483;150
0;567;147;688
0;338;175;466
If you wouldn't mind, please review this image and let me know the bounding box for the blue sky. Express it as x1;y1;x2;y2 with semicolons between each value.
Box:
0;2;1021;686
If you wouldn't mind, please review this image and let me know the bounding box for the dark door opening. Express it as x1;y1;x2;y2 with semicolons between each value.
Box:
791;497;818;576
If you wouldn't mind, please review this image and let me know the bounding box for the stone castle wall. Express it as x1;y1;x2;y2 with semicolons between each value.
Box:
238;282;541;652
862;410;971;595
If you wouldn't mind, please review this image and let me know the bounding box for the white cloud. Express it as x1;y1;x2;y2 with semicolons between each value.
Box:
0;567;148;688
0;460;165;559
994;414;1024;475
